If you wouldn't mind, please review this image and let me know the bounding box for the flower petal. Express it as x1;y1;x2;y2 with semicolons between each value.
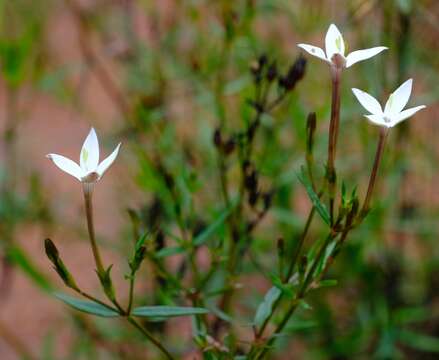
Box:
352;88;383;115
80;128;100;172
325;24;345;60
46;154;83;180
297;44;328;62
365;114;390;128
345;46;387;68
384;79;412;115
390;105;426;127
97;143;121;178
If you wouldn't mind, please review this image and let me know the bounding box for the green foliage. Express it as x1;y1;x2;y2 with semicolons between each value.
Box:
1;0;438;359
254;286;282;329
54;293;119;318
131;306;209;319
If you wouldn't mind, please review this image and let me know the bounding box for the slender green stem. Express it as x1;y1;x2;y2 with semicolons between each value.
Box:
255;207;316;339
82;183;105;275
127;274;135;314
286;207;316;280
82;183;126;315
254;232;336;359
127;317;175;360
74;288;119;313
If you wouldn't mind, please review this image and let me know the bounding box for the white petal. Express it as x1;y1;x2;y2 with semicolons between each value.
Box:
365;115;390;128
97;143;121;178
80;128;100;172
390;105;426;127
297;44;328;62
384;79;413;115
352;88;383;115
345;46;387;68
325;24;345;60
46;154;83;180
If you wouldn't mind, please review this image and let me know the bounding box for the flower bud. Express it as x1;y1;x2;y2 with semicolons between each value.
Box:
44;239;78;290
306;112;316;155
129;246;147;274
223;138;236;155
97;265;116;302
280;56;307;91
277;237;285;259
213;128;222;148
266;61;278;82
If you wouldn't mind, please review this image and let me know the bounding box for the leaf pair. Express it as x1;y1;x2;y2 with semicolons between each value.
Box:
55;293;209;319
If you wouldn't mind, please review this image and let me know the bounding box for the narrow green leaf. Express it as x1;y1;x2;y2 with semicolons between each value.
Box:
54;293;119;317
155;246;185;258
135;233;148;252
298;299;313;311
254;286;282;328
132;306;209;319
297;167;330;225
269;274;294;299
399;330;439;353
317;279;338;288
7;245;52;291
193;203;236;246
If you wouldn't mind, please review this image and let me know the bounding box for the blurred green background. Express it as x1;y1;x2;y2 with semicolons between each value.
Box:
0;0;438;359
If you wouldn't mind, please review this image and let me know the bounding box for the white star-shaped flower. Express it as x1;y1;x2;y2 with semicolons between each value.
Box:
47;128;121;183
298;24;387;68
352;79;426;128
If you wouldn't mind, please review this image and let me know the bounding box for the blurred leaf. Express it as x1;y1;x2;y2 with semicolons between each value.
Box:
285;319;318;331
269;274;295;299
155;246;185;258
254;286;282;328
135;233;148;252
193;202;236;246
54;293;119;318
399;330;439;353
297;166;330;225
393;307;430;325
317;279;338;288
132;305;208;319
7;245;52;291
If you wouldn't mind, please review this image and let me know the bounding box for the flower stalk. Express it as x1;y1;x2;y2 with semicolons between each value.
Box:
82;183;105;276
361;127;389;217
327;61;343;223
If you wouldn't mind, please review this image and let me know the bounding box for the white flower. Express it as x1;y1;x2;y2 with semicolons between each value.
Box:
47;128;121;182
298;24;387;68
352;79;426;128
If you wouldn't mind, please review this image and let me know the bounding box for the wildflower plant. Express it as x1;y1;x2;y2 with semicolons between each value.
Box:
41;16;428;360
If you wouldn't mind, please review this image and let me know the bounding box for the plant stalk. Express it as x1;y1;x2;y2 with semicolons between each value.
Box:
254;232;336;359
82;183;105;275
127;317;175;360
327;64;342;224
361;127;389;216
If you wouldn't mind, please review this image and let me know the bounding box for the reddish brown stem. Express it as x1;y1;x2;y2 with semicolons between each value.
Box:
327;64;342;223
361;127;389;215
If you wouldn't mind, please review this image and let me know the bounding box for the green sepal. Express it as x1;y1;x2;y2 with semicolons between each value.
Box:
97;265;116;302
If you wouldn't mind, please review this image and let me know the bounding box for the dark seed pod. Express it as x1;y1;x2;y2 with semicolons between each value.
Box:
258;54;268;68
248;190;259;207
223;138;236;155
244;169;258;192
213;128;222;148
281;55;307;91
262;192;273;210
266;61;278;82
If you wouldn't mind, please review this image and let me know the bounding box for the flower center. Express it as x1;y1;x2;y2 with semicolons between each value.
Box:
81;171;99;183
331;53;346;68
